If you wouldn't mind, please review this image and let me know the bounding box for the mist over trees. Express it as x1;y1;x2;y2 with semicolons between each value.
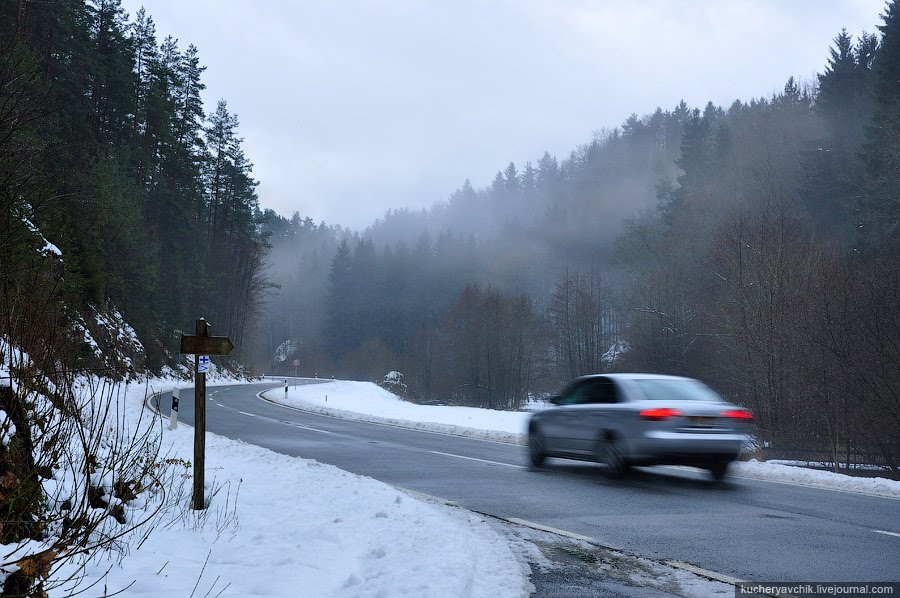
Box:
264;5;900;473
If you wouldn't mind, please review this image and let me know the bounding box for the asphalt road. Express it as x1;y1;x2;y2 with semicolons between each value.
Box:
158;381;900;585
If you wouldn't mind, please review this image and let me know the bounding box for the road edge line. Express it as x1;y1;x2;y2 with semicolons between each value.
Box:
662;560;746;586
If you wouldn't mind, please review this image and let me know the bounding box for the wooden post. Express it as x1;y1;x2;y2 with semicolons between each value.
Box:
179;317;231;511
192;318;208;510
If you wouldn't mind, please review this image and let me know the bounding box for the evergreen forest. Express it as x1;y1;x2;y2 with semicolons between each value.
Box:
1;0;269;373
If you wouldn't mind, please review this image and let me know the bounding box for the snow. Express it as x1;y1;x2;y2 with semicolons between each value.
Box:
21;216;62;257
74;319;103;358
266;379;529;444
69;307;146;369
382;370;407;393
0;409;14;447
273;339;297;363
23;379;532;597
41;241;62;256
601;340;629;365
92;305;145;354
731;460;900;499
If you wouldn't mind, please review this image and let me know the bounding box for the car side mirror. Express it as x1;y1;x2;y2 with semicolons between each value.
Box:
548;394;561;405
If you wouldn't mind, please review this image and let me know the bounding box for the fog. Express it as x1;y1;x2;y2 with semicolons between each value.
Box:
259;102;703;381
121;0;884;230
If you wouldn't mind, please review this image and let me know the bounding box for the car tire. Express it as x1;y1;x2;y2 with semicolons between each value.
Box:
598;435;629;477
709;460;730;481
528;428;546;468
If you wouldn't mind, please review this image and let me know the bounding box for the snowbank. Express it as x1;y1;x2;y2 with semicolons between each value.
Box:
264;379;529;444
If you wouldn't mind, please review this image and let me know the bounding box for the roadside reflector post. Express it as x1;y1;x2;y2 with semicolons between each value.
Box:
170;387;179;430
179;317;234;511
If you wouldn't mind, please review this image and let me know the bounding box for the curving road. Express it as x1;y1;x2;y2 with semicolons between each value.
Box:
158;381;900;585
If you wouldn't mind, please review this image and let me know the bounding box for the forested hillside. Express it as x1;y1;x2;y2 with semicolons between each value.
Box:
264;8;900;472
1;0;268;373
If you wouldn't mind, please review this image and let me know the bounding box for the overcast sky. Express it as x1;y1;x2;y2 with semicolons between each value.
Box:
121;0;886;231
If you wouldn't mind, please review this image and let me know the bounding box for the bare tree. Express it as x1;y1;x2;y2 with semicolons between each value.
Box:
548;269;619;381
442;285;537;410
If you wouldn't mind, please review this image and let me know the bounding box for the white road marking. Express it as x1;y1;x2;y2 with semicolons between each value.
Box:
197;389;331;434
663;560;746;585
873;529;900;538
503;518;596;543
429;450;525;469
289;422;333;435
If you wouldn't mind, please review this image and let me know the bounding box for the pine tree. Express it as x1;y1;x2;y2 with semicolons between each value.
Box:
130;7;159;162
676;108;712;188
325;239;354;358
862;0;900;245
801;32;876;239
659;106;711;225
817;29;877;149
85;0;134;149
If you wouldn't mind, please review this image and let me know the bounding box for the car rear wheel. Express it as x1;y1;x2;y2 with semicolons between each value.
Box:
709;460;730;481
597;435;629;477
528;428;546;467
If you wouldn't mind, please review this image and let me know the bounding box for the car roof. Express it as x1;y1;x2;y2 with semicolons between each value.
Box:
576;373;695;382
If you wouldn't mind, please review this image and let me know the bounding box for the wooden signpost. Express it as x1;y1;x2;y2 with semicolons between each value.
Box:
180;318;234;510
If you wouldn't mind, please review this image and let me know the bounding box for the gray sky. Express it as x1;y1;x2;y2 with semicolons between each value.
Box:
121;0;886;230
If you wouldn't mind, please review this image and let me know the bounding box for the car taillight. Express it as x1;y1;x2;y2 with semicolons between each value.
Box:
639;408;681;421
722;409;753;421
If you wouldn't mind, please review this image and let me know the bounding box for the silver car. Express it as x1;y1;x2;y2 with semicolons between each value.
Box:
527;373;752;480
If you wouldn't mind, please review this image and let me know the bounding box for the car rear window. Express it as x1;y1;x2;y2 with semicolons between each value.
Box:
632;378;722;402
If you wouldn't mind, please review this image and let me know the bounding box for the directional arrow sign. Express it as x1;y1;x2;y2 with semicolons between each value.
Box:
180;334;234;356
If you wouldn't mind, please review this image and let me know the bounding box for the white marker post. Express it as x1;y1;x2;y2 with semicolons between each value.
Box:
169;387;180;429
